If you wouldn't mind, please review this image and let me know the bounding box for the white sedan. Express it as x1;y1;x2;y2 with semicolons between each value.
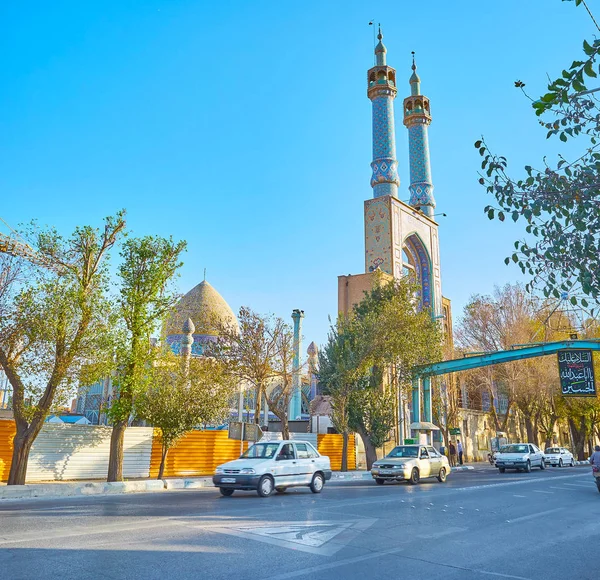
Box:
495;443;545;473
544;447;575;467
213;440;332;497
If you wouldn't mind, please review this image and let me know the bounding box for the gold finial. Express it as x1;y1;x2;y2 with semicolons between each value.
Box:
411;51;417;72
377;24;382;40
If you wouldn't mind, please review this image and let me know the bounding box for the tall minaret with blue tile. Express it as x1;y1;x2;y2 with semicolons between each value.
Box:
367;28;400;199
403;54;435;217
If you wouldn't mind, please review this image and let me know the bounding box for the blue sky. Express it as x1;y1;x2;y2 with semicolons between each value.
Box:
0;0;596;348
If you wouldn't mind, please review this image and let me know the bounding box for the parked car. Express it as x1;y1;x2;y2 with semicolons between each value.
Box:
495;443;545;473
371;444;451;485
544;446;575;467
213;440;332;497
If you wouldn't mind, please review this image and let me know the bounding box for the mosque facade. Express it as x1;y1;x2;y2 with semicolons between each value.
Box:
339;29;450;444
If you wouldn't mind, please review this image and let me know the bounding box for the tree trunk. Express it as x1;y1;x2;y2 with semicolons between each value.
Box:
158;445;168;480
357;427;377;470
569;416;586;460
254;386;262;425
341;431;348;472
281;417;290;440
524;415;536;445
7;433;34;485
107;421;127;482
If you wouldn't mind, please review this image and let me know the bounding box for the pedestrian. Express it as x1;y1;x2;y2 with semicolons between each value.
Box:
590;445;600;467
448;441;456;467
457;439;464;465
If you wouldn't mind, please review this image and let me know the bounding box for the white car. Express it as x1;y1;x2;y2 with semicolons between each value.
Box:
495;443;545;473
544;446;575;467
371;444;451;485
213;440;332;497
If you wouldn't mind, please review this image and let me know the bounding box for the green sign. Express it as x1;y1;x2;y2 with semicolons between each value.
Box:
449;428;461;435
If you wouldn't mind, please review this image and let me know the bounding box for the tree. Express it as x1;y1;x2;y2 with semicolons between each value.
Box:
0;214;125;484
265;319;298;440
457;284;538;433
320;275;442;469
318;316;369;471
210;307;279;426
107;236;186;482
475;1;600;304
136;351;236;479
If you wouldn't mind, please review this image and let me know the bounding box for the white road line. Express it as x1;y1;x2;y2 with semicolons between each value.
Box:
531;490;554;494
506;508;563;524
513;495;527;498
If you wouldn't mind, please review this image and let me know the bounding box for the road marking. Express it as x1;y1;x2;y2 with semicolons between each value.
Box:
513;494;527;498
532;490;554;494
506;508;563;524
562;483;590;488
209;518;376;556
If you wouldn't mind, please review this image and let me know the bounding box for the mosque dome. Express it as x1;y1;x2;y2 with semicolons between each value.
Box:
164;280;238;338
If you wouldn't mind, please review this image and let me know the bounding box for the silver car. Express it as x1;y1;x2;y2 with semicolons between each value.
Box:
371;444;451;485
544;446;575;467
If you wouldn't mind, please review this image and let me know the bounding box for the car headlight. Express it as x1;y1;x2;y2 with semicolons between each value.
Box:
522;456;529;461
395;464;405;469
215;466;224;474
240;468;256;474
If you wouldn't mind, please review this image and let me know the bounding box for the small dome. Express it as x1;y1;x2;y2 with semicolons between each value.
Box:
164;280;238;337
375;40;386;54
307;341;318;356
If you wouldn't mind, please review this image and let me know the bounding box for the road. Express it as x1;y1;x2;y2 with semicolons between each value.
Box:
0;465;597;580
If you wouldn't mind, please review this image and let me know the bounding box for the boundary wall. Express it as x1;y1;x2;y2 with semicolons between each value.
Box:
0;420;357;482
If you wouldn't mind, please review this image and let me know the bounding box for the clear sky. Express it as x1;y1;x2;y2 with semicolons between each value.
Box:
1;0;596;348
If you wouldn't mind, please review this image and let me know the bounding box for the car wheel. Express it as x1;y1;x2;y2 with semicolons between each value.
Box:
540;458;545;470
219;488;234;497
257;475;274;497
525;460;531;473
375;478;385;485
408;467;420;485
437;467;447;483
499;467;505;473
571;458;576;467
559;459;563;468
310;472;324;494
275;487;286;494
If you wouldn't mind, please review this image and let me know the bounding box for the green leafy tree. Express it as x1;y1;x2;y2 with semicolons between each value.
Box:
475;1;600;304
0;214;125;485
320;275;442;469
107;236;186;482
318;316;369;471
136;352;236;479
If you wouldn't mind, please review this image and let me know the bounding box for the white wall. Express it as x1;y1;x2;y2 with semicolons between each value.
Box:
26;424;153;482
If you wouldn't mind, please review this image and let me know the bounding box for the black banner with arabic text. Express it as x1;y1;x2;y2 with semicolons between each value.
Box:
557;349;596;397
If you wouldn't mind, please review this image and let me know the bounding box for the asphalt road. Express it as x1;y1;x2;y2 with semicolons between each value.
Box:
0;465;597;580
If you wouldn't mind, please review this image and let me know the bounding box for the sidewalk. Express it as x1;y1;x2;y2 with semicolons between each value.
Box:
0;465;478;502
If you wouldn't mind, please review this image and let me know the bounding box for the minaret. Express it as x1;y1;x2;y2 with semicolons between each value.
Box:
289;309;304;421
180;317;195;369
307;342;319;400
367;27;400;199
403;53;436;217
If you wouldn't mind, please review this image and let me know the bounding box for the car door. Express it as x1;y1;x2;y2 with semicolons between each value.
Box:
272;443;298;486
418;447;431;478
529;444;540;466
294;443;314;484
427;446;442;476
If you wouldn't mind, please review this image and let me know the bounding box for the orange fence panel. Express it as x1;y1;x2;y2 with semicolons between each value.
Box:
317;433;356;471
150;429;248;478
0;420;16;482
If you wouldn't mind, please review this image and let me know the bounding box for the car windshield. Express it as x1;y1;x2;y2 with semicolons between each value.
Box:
500;444;528;454
387;446;419;458
241;443;280;459
545;448;561;454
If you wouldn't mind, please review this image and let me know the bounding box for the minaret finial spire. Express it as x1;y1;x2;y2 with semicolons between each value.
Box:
367;25;399;199
403;55;435;217
378;24;382;40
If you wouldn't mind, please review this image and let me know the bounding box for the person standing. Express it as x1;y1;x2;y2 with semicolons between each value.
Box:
590;445;600;467
448;441;457;467
457;439;464;465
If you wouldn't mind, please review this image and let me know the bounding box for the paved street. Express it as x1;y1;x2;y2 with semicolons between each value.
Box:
0;465;597;580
